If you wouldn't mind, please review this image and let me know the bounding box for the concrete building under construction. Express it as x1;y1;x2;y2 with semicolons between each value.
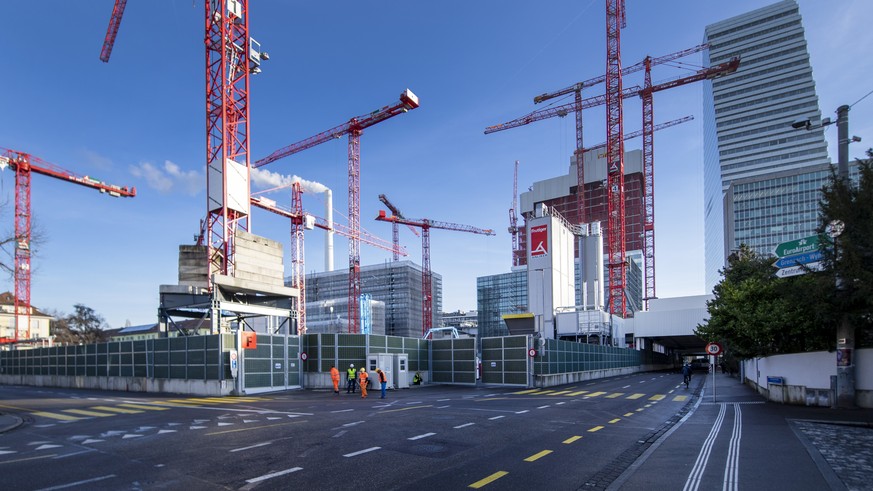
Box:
295;261;442;338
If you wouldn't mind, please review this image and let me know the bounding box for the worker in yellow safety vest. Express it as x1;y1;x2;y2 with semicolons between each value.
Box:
346;364;357;393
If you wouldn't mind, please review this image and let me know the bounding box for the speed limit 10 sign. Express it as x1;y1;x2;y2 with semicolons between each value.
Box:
705;342;723;356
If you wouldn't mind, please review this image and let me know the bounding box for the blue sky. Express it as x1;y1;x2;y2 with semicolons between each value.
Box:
2;1;872;329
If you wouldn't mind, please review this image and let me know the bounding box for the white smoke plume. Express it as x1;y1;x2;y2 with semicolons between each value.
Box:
250;167;328;194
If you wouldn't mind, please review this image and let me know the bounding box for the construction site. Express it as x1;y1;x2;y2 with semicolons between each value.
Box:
0;0;727;391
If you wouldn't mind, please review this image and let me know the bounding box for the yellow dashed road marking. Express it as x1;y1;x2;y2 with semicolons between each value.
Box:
118;403;170;411
62;409;114;418
626;393;645;400
90;405;143;414
548;391;572;396
587;425;604;432
585;391;607;398
536;390;556;395
31;411;80;421
624;412;634;417
469;471;508;488
635;408;645;412
673;395;688;402
568;391;589;396
649;395;665;401
512;389;541;395
563;436;583;444
608;418;621;424
524;450;553;462
605;393;624;398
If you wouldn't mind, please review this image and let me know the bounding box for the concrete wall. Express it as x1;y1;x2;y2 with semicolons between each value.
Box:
741;348;873;408
534;366;649;388
0;374;234;397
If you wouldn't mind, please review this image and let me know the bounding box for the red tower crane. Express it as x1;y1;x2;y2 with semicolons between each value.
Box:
486;58;738;314
101;1;266;297
378;194;420;262
375;210;494;334
0;148;136;343
254;89;419;333
251;190;405;334
530;43;708;226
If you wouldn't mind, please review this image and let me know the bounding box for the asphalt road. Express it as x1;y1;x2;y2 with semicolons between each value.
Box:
0;372;694;490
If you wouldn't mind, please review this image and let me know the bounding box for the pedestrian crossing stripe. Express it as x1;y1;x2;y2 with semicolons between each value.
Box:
567;391;589;396
626;393;645;399
548;390;572;396
62;409;115;417
89;406;143;414
584;391;607;398
672;395;688;402
648;395;665;401
535;390;556;395
587;426;604;432
31;411;80;421
118;403;170;411
512;389;542;395
605;393;624;398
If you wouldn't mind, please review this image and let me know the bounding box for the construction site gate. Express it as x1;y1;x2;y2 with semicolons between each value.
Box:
431;337;477;385
480;335;532;387
238;333;302;394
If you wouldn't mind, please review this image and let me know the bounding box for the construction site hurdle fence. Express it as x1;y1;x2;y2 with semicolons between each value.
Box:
0;332;664;394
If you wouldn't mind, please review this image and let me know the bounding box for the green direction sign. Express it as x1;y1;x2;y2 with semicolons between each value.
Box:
774;235;819;258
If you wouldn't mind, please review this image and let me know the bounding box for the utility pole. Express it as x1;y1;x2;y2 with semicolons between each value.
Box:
835;104;855;408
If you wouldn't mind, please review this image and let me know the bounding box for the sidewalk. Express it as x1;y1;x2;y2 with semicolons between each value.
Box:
0;413;23;433
611;372;873;491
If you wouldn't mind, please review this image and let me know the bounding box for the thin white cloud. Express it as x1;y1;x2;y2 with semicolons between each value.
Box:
129;160;202;196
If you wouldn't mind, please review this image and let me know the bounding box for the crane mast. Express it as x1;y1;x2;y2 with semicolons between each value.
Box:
509;161;521;267
605;0;627;316
376;210;494;334
0;148;135;343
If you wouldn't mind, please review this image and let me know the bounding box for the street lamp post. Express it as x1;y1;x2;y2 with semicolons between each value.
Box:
834;104;855;408
793;105;860;408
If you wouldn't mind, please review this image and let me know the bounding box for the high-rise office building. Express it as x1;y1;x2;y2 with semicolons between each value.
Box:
703;0;832;291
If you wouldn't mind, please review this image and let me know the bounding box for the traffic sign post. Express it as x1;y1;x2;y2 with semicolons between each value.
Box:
705;343;722;402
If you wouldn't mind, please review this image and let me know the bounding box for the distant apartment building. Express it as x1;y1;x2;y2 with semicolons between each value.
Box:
703;0;832;290
0;292;52;346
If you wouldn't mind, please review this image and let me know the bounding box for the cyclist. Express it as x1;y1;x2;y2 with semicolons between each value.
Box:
681;363;692;389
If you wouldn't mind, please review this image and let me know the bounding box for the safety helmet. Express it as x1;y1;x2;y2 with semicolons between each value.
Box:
360;367;365;372
350;364;354;368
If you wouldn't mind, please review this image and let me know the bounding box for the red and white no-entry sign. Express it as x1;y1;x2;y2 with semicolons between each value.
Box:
528;348;537;358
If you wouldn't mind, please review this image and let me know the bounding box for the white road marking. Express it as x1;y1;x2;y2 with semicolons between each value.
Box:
454;423;475;429
723;404;742;491
157;430;176;434
0;450;16;455
683;404;727;491
343;421;365;427
556;402;566;405
408;432;436;440
438;399;451;402
515;410;529;414
35;444;62;451
231;442;272;453
488;415;505;421
344;447;381;457
622;385;631;389
245;467;302;483
332;430;347;438
34;474;116;491
331;409;354;413
122;434;142;439
537;405;550;409
82;439;104;444
436;405;451;409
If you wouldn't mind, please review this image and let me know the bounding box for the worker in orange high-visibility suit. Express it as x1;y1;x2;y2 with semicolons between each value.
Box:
359;367;369;398
330;365;340;394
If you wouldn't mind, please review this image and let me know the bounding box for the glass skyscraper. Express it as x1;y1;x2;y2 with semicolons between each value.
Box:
702;0;832;291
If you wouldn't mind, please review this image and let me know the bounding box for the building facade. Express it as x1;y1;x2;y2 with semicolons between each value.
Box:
299;261;442;338
477;269;528;338
703;0;832;290
0;292;52;346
